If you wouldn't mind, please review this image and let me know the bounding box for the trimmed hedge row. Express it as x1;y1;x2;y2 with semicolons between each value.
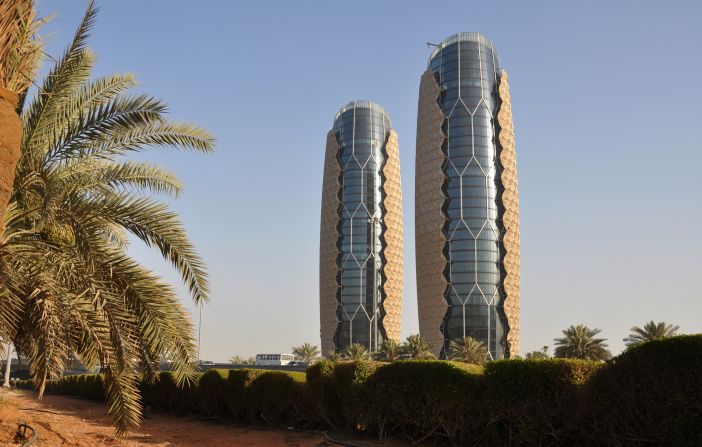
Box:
15;335;702;446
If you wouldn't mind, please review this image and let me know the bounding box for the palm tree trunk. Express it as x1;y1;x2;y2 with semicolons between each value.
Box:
0;87;20;234
3;341;12;387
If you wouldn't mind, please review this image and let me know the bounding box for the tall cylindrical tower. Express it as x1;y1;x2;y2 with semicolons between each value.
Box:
415;33;520;359
320;100;403;354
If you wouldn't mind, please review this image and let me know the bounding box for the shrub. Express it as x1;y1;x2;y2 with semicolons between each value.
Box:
482;358;601;446
14;379;33;390
365;360;483;444
43;374;106;401
245;371;306;426
140;371;199;415
305;359;337;426
197;369;231;417
584;335;702;446
224;368;272;419
306;360;379;430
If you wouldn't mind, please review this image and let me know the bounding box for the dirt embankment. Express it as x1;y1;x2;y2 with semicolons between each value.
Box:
0;390;332;446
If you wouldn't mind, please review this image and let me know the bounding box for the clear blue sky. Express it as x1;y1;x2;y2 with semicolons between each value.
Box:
37;1;702;360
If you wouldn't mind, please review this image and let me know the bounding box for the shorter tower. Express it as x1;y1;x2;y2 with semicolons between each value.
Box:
320;100;403;354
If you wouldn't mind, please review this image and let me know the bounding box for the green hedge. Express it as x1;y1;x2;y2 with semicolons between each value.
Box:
482;358;602;446
306;360;379;429
245;370;306;425
13;335;702;445
584;335;702;446
141;372;199;415
365;360;483;442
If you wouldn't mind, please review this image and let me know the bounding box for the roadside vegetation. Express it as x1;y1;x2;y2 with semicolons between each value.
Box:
16;334;702;446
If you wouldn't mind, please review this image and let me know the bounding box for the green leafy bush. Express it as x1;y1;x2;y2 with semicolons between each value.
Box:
305;359;337;426
140;371;199;415
482;358;602;446
197;369;231;417
245;371;306;425
365;360;483;443
306;360;379;430
584;335;702;446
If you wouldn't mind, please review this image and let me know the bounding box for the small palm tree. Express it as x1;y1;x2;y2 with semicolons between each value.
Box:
292;343;320;363
344;343;370;360
402;334;436;359
623;321;679;347
554;325;611;360
375;339;402;361
229;355;254;365
326;350;340;362
448;336;488;365
525;346;550;360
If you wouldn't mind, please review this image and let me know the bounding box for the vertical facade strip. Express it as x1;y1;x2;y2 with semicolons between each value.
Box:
496;71;521;356
380;129;403;342
320;130;342;355
415;70;449;357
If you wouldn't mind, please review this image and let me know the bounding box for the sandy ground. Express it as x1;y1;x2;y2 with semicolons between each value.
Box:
0;389;333;447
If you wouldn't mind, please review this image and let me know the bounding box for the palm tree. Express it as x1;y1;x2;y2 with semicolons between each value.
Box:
525;346;550;360
344;343;369;360
375;339;402;361
0;2;214;434
292;343;320;363
0;0;46;235
325;350;340;362
448;336;488;365
0;3;46;385
402;334;436;359
623;321;679;347
229;355;255;365
554;325;611;361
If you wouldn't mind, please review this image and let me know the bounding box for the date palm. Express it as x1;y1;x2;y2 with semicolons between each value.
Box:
292;343;320;363
624;321;679;347
448;336;488;365
344;343;370;360
525;346;550;360
402;334;435;359
325;350;340;362
554;325;611;361
375;339;401;361
229;355;255;365
0;2;214;435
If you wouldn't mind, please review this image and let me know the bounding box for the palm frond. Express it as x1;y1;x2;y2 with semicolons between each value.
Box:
20;0;98;168
70;194;209;303
0;0;48;95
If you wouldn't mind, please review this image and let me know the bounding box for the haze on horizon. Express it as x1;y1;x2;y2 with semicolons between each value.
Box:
36;0;702;361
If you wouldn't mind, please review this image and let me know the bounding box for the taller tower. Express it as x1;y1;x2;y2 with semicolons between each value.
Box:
415;33;520;359
320;100;403;354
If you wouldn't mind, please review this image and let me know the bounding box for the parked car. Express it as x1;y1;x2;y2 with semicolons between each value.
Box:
289;361;308;367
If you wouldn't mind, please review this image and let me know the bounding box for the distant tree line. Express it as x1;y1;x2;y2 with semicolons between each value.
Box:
283;320;680;366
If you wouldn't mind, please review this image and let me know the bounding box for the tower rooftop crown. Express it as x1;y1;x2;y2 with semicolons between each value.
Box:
333;100;391;128
428;32;499;66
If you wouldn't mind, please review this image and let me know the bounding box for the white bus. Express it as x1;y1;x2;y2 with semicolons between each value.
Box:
255;353;295;366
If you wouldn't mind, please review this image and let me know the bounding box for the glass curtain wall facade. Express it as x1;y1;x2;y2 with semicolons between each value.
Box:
416;32;520;360
320;100;403;354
